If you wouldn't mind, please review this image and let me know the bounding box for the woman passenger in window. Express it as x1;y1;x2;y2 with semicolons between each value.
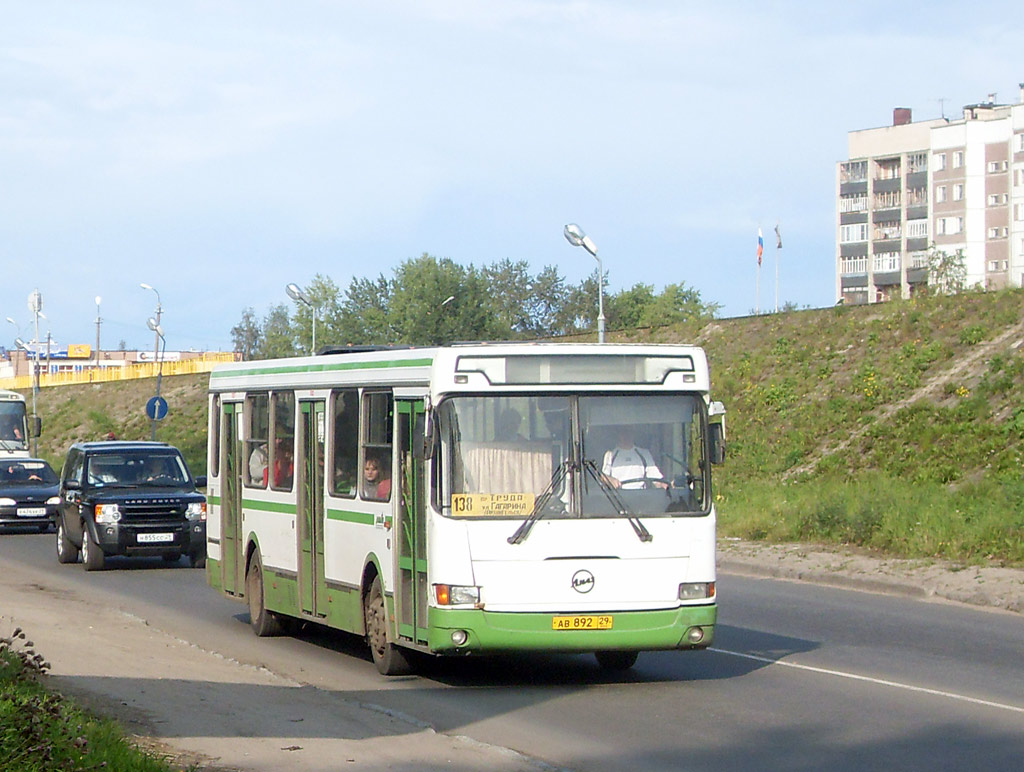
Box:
363;455;391;500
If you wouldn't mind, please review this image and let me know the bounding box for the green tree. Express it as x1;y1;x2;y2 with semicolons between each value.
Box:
607;283;655;330
258;303;297;359
927;246;967;296
339;275;394;344
638;282;720;327
288;274;344;353
231;307;262;360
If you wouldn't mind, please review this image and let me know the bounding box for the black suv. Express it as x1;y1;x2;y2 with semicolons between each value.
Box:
56;441;207;571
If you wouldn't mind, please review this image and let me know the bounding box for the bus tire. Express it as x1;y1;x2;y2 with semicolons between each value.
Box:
246;553;283;637
595;651;639;671
364;575;412;676
81;528;105;571
56;520;79;564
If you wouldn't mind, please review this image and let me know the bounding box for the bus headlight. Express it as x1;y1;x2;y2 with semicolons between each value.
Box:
434;584;480;606
94;504;121;523
186;502;207;521
678;582;715;601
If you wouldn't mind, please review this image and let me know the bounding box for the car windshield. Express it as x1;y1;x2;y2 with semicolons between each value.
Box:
86;452;190;487
0;460;57;485
438;393;708;519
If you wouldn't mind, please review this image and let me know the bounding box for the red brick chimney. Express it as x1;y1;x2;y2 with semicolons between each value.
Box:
893;107;912;126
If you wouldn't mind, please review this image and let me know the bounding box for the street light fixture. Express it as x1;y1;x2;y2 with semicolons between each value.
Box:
564;223;605;343
286;282;317;354
140;283;163;365
147;318;166;441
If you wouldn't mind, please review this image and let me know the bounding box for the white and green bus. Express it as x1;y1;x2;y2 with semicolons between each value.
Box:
0;390;33;459
205;343;725;674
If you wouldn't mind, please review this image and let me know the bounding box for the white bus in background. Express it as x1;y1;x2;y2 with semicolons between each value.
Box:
0;390;33;458
205;343;725;675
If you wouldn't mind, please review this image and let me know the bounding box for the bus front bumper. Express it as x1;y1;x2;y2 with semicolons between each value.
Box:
427;604;716;655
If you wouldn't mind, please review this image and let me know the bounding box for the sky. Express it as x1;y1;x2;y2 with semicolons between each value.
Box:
3;1;1023;352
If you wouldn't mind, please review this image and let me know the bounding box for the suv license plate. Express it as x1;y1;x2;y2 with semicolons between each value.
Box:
552;615;613;630
137;532;174;544
17;507;47;517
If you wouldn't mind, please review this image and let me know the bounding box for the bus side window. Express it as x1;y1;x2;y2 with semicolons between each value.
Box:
270;391;295;491
245;393;269;488
331;389;358;498
361;391;393;502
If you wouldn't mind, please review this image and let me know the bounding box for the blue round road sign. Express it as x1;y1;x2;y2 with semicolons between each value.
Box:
146;396;169;421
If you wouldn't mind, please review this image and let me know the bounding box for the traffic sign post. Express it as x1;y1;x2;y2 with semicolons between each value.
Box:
146;396;169;421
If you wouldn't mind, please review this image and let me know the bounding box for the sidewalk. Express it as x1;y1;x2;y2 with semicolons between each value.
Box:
718;538;1024;614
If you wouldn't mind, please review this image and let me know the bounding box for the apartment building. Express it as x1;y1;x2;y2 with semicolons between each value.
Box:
836;85;1024;305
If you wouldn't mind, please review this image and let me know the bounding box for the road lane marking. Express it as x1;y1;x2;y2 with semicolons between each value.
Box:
711;648;1024;715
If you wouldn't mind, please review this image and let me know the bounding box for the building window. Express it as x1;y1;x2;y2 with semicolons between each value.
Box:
840;257;868;274
1015;203;1024;221
839;194;868;213
840;223;868;243
953;184;964;201
988;193;1008;206
952;151;964;168
988;260;1009;272
937;216;963;235
907;152;928;173
987;227;1008;239
906;219;929;239
909;251;929;269
841;160;868;183
1017;134;1024;152
935;185;947;203
988;160;1009;173
873;221;901;240
1015;168;1024;187
873;253;900;272
933;152;947;171
875;158;900;180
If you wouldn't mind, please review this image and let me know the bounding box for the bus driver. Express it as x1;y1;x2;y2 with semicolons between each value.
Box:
601;426;667;490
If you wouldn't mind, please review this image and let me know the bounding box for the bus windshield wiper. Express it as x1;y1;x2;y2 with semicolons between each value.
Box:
507;460;571;545
582;460;652;543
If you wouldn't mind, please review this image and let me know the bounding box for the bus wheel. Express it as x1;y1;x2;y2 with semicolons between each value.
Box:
595;651;638;671
246;554;283;637
56;520;79;564
364;575;412;676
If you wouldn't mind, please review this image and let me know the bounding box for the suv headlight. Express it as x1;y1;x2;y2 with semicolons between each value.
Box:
0;497;17;507
186;501;207;521
94;504;121;523
46;496;61;505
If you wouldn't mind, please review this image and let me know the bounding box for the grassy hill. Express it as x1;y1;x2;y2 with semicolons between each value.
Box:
23;288;1024;566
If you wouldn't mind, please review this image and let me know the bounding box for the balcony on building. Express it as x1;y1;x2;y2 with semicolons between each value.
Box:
840;160;868;195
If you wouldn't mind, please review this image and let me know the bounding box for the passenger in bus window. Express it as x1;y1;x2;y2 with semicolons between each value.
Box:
248;443;268;485
0;416;22;441
363;455;391;500
495;408;527;443
269;438;293;489
601;427;666;490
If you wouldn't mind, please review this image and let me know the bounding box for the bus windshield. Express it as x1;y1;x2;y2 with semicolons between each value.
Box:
0;401;29;453
438;393;708;519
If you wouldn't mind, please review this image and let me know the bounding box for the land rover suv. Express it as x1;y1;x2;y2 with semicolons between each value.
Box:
56;441;207;571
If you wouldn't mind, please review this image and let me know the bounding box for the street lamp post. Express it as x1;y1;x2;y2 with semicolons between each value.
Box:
94;296;102;374
286;282;317;354
147;318;166;441
140;283;163;366
563;224;605;343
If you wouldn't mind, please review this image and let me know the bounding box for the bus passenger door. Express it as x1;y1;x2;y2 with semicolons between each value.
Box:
299;400;328;618
222;403;244;596
394;399;428;646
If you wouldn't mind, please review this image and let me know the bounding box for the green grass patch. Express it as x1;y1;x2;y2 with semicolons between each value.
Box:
718;474;1024;565
1;625;190;772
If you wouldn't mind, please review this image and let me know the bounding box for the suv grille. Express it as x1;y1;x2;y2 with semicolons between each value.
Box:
119;497;186;520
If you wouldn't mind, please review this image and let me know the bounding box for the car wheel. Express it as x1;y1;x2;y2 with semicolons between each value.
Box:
595;650;639;671
363;575;412;676
56;520;80;564
246;553;283;637
81;528;105;571
189;551;206;569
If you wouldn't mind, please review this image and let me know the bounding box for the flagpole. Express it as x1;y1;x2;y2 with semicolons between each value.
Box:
774;223;783;313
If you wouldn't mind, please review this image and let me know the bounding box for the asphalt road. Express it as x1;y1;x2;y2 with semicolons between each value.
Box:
2;529;1022;772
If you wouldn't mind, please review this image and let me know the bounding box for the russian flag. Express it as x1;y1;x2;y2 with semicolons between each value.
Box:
757;228;763;266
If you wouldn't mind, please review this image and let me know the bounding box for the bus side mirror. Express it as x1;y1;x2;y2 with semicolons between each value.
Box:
709;423;726;465
30;416;42;438
708;401;726;465
420;410;438;461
